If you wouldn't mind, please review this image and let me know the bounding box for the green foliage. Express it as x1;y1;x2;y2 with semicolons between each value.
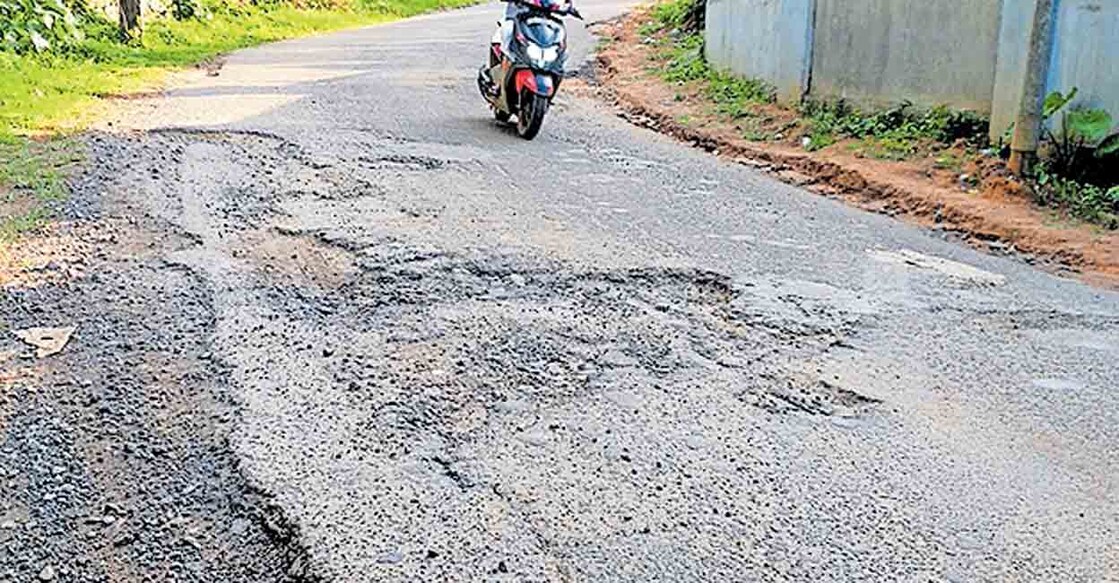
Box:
661;34;704;83
1040;88;1119;183
0;0;83;53
649;0;693;31
1034;165;1119;229
1033;89;1119;228
0;134;80;240
171;0;206;21
705;70;774;117
800;99;988;149
851;136;916;161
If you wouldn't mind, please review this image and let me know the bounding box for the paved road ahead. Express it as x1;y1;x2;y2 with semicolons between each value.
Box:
3;1;1118;581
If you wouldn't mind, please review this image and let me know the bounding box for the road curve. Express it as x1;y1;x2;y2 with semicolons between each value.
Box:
3;1;1118;581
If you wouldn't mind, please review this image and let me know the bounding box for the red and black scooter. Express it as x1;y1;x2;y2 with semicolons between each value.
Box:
478;0;582;140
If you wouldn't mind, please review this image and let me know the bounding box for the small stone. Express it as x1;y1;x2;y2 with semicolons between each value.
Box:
497;561;509;573
377;551;403;564
0;520;17;529
230;518;249;535
39;566;56;581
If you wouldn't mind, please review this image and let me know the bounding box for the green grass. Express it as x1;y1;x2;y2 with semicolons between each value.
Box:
0;133;81;240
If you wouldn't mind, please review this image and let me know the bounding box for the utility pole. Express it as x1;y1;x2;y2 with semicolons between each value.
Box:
1008;0;1057;177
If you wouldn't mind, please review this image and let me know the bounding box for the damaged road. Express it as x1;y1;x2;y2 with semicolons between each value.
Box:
2;1;1119;581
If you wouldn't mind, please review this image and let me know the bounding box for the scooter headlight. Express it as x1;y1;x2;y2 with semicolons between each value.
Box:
526;43;559;65
526;43;545;62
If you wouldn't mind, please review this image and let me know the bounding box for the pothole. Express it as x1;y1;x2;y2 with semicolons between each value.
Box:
267;248;878;431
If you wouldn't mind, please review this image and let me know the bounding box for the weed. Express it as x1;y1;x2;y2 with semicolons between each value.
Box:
649;0;693;30
851;136;916;161
0;134;80;240
1034;167;1119;228
705;71;774;118
934;152;965;173
799;99;988;158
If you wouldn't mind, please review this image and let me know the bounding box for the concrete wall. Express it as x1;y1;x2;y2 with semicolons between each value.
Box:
809;0;1004;112
991;0;1119;137
704;0;814;102
704;0;1118;141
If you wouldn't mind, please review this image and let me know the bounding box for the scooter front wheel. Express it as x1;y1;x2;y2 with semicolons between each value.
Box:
516;92;549;140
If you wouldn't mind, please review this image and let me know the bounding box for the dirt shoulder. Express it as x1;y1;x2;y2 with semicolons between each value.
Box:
585;10;1119;289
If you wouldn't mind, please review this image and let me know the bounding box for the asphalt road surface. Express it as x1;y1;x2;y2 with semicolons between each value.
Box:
2;1;1117;581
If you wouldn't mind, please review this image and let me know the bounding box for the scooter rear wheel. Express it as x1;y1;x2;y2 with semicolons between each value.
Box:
516;92;548;140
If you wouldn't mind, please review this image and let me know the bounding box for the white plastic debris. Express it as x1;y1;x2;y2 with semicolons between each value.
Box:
13;326;76;358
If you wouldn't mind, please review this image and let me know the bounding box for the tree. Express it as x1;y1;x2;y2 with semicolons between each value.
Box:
119;0;141;39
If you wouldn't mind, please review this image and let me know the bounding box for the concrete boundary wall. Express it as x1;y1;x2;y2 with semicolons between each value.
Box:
810;0;1002;113
704;0;1119;140
704;0;814;103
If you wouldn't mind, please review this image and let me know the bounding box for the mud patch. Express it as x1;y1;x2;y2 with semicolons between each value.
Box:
236;228;358;290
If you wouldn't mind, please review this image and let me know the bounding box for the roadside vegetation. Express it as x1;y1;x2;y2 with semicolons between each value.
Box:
638;0;1119;229
0;0;475;240
0;135;80;242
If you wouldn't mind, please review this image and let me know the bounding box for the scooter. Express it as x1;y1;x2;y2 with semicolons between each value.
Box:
477;0;582;140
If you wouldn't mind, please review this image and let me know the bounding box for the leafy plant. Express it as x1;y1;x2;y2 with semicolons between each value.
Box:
171;0;207;20
1040;88;1119;181
0;0;84;53
705;70;774;116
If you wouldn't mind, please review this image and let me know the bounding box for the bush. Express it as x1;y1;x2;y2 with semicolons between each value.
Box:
1039;88;1119;184
0;0;84;53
